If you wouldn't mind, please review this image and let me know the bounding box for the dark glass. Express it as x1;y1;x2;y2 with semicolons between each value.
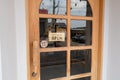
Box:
39;18;67;48
70;49;91;75
71;77;91;80
71;20;92;46
39;0;66;15
40;51;66;80
71;0;92;16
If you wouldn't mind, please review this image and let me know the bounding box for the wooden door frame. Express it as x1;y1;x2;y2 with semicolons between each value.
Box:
97;0;105;80
25;0;105;80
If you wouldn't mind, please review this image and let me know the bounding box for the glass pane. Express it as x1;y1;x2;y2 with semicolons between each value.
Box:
40;51;66;80
71;0;92;16
39;0;66;15
39;18;67;48
70;49;91;75
71;77;91;80
71;20;92;46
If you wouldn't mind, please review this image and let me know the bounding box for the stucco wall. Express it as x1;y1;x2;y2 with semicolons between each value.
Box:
0;43;2;80
0;0;17;80
107;0;120;80
14;0;27;80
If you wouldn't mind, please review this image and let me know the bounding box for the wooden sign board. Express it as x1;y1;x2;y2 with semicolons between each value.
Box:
49;32;65;41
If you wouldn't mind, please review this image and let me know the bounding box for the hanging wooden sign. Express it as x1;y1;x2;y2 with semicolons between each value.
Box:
49;32;65;41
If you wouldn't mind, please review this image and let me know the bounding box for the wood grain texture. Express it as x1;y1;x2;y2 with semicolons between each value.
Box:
97;0;104;80
27;0;104;80
70;73;91;79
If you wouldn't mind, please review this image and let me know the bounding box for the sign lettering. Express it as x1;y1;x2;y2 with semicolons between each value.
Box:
49;32;65;41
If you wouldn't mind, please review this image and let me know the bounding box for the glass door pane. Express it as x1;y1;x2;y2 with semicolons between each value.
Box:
71;0;92;16
40;51;66;80
39;0;67;15
71;20;92;46
39;18;67;48
70;49;91;75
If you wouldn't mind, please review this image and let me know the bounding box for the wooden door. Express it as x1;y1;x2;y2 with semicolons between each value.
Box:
28;0;102;80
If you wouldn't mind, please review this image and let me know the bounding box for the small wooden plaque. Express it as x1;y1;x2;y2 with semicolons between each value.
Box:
49;32;65;42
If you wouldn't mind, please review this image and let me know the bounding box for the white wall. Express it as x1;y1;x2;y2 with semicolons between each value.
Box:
14;0;27;80
0;0;17;80
106;0;120;80
0;42;2;80
102;0;110;80
0;0;27;79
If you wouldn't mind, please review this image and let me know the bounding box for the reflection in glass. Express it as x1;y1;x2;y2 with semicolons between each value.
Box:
70;49;91;75
71;20;92;46
40;51;66;80
71;0;92;16
39;0;66;15
39;18;67;48
72;77;91;80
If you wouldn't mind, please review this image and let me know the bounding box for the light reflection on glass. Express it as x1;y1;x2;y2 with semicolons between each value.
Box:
40;51;66;80
39;18;67;48
70;50;91;75
40;0;66;15
71;20;92;46
71;0;92;16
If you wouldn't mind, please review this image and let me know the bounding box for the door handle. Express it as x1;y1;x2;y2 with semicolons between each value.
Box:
32;41;39;77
